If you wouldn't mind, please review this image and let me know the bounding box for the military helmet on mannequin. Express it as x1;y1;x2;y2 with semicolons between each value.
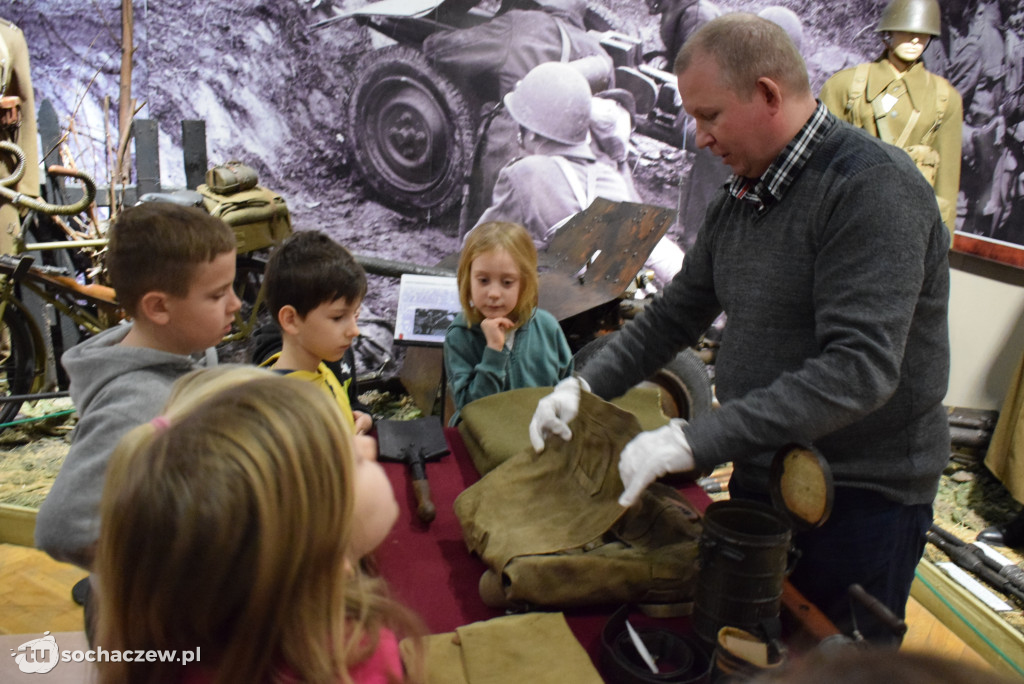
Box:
504;62;593;145
876;0;942;36
757;6;804;52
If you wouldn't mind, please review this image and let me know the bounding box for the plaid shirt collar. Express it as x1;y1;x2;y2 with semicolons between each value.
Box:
728;101;835;214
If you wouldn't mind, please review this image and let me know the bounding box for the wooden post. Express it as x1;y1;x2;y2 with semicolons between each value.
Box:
114;0;135;211
134;119;159;197
181;120;208;190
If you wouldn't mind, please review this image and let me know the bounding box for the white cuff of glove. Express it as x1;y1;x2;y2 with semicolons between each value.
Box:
528;376;587;453
618;418;695;507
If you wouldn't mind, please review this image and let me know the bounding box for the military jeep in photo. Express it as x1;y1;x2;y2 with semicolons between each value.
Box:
314;0;684;218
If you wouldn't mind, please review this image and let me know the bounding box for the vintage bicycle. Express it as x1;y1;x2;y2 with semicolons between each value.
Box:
0;141;282;426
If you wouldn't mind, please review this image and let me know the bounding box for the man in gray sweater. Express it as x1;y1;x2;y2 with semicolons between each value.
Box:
530;13;951;642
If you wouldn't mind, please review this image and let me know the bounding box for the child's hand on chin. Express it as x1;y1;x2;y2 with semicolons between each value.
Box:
481;317;514;351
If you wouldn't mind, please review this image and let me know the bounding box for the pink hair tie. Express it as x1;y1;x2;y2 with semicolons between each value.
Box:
150;415;171;431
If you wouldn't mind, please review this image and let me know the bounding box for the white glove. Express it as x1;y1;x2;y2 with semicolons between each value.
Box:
618;419;695;507
529;376;590;453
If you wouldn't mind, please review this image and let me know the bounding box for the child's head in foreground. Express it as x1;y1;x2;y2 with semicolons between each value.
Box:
457;221;539;328
94;367;420;684
106;202;240;353
264;230;367;365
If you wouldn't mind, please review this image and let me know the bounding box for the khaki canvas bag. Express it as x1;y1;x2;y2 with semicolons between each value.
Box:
401;613;603;684
457;385;671;475
454;391;702;611
197;183;292;253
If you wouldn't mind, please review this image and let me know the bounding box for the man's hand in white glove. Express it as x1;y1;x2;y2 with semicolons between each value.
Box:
529;376;590;453
618;419;695;507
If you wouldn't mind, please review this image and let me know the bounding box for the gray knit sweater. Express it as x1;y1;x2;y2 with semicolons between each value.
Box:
583;120;951;505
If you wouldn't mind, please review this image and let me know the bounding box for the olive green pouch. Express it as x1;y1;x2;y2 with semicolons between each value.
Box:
204;160;259;194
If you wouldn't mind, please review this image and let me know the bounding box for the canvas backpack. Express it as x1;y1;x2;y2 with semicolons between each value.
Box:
197;162;292;254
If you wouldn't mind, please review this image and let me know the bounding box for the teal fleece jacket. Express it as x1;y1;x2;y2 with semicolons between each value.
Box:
444;308;573;425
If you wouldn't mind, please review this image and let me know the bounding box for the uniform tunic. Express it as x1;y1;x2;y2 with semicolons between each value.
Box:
820;58;963;234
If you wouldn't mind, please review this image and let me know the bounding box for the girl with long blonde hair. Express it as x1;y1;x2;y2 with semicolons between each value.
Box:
93;367;423;684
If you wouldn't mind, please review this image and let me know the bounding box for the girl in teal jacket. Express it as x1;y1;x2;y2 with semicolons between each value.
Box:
444;222;573;425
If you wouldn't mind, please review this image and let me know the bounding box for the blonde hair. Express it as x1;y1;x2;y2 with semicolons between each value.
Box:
674;13;810;98
94;369;423;684
457;222;539;328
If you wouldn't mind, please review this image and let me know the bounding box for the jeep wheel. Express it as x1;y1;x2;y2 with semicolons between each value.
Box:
573;333;713;420
346;45;472;216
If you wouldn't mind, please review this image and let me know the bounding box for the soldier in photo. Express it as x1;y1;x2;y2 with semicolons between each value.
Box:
922;0;1004;236
820;0;963;237
422;0;612;232
984;0;1024;244
470;62;684;285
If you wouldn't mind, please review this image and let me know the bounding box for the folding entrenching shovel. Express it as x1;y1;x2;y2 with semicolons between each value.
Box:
376;416;449;523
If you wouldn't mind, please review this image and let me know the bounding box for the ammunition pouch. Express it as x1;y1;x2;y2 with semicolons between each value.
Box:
904;144;940;187
196;183;292;254
455;391;701;611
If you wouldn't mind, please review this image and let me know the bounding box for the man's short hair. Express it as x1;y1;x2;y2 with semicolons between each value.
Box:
106;203;237;317
674;13;810;98
263;230;367;319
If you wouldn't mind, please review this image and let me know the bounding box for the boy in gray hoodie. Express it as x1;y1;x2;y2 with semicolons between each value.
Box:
35;203;240;570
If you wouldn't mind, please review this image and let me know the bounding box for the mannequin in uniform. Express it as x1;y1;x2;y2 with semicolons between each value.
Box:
0;18;40;255
820;0;962;237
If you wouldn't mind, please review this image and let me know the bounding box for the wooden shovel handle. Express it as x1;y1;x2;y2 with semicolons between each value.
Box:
412;477;436;523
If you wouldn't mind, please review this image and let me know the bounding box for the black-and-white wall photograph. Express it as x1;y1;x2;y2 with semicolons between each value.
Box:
12;0;1024;367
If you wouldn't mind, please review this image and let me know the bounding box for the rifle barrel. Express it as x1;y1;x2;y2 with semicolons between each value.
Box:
927;533;1024;606
928;525;1024;593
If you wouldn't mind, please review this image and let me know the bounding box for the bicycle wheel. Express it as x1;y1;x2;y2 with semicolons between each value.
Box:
0;303;40;425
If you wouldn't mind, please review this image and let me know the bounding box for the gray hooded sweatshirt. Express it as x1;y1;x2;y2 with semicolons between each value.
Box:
35;325;215;570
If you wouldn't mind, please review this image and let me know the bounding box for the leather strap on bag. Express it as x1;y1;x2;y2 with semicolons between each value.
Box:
846;63;870;130
600;606;712;684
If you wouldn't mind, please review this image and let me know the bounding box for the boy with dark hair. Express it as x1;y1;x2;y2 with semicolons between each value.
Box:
260;230;372;434
36;202;240;570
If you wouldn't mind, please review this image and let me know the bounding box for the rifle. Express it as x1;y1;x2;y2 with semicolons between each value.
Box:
926;525;1024;607
929;525;1024;590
